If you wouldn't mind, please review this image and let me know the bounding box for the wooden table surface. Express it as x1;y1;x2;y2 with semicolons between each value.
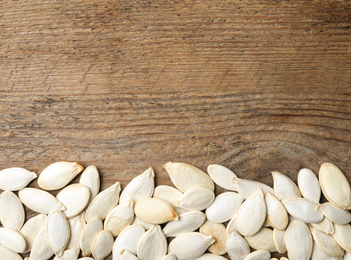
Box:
1;0;351;259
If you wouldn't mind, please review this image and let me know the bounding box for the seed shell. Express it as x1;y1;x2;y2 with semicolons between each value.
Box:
244;227;277;252
20;214;46;253
311;242;343;260
53;248;80;260
0;167;37;191
234;178;275;199
285;220;312;260
226;231;250;260
176;187;215;211
310;226;344;257
318;202;351;224
243;250;271;260
0;244;23;260
79;165;100;202
297;168;321;204
273;228;286;254
207;164;238;191
137;225;167;260
91;230;114;260
0;190;25;230
200;220;227;255
30;227;55;260
272;171;301;200
265;192;288;230
80;217;103;257
310;216;335;235
153;185;187;215
333;223;351;252
135;198;178;224
67;213;86;250
0;227;26;253
282;197;323;223
196;253;227;260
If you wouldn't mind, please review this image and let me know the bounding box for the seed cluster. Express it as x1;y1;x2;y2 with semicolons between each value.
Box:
0;161;351;260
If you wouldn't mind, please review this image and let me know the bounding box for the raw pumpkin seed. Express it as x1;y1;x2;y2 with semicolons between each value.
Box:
243;250;271;260
311;242;343;260
0;167;37;191
333;223;351;252
135;198;178;224
38;161;83;190
265;192;288;230
30;227;55;260
0;244;23;260
282;198;323;223
46;210;70;257
79;165;100;202
311;216;335;234
91;230;114;260
226;231;250;260
272;171;301;200
273;228;286;254
80;217;103;257
318;202;351;224
0;227;26;253
200;220;227;255
67;213;86;250
121;249;140;260
233;177;275;199
153;185;187;215
137;225;167;260
20;214;46;253
226;213;239;235
196;253;228;260
297;168;321;204
176;187;215;211
207;164;238;191
53;248;80;260
161;253;177;260
244;228;277;252
310;226;344;257
285;220;313;260
0;190;25;230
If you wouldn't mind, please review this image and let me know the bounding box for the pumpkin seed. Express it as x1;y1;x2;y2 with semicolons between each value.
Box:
285;220;312;260
176;187;215;211
244;228;277;252
226;214;239;235
333;223;351;252
79;165;100;202
0;190;25;230
273;228;286;254
0;227;26;253
318;202;351;224
30;227;55;260
311;241;343;260
272;171;301;200
0;244;23;260
161;253;177;260
163;210;206;237
236;188;266;236
153;185;187;215
119;168;155;204
195;253;227;260
85;181;121;222
121;249;140;260
18;187;65;214
265;192;288;230
297;168;321;204
78;258;95;260
207;164;238;191
168;232;215;260
135;198;178;224
56;183;91;218
38;161;83;190
132;216;153;230
226;231;250;260
200;220;227;255
137;225;167;260
311;216;335;234
319;163;351;210
310;226;344;257
53;248;80;260
104;198;134;236
112;224;145;260
282;198;323;223
0;167;37;191
67;213;86;250
243;250;271;260
344;252;351;260
233;178;275;199
205;192;243;223
164;162;214;192
91;230;114;260
80;217;103;257
46;210;70;257
20;214;46;253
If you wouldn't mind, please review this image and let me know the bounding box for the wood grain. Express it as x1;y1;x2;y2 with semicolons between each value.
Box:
1;0;351;259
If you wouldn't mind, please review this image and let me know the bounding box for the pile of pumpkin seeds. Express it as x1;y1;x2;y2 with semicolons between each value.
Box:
0;161;351;260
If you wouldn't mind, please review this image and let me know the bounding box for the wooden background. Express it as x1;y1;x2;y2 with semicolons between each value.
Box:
1;0;351;259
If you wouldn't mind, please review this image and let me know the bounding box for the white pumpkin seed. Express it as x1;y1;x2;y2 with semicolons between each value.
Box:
168;232;215;260
38;161;83;190
297;168;321;204
226;214;240;236
311;217;335;234
333;223;351;252
273;228;286;254
311;241;343;260
226;231;250;260
0;227;26;253
0;167;37;191
233;177;275;199
153;185;187;215
57;183;91;218
121;249;140;260
0;190;25;230
196;253;227;260
344;252;351;260
236;188;266;236
78;258;95;260
244;228;277;252
205;192;243;223
163;210;206;237
85;181;121;222
243;250;271;260
318;202;351;224
53;248;80;260
132;216;153;230
207;164;238;191
310;226;344;257
80;217;103;257
272;171;301;200
280;257;289;260
137;225;167;260
164;162;214;192
282;198;323;223
30;227;55;260
285;220;312;260
0;244;23;260
135;198;178;224
67;213;86;250
161;253;177;260
119;168;155;204
319;163;351;210
46;210;70;257
200;220;227;255
79;165;100;202
18;187;65;214
265;192;288;230
20;214;46;253
112;224;145;260
104;199;134;236
91;230;114;260
176;187;215;211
